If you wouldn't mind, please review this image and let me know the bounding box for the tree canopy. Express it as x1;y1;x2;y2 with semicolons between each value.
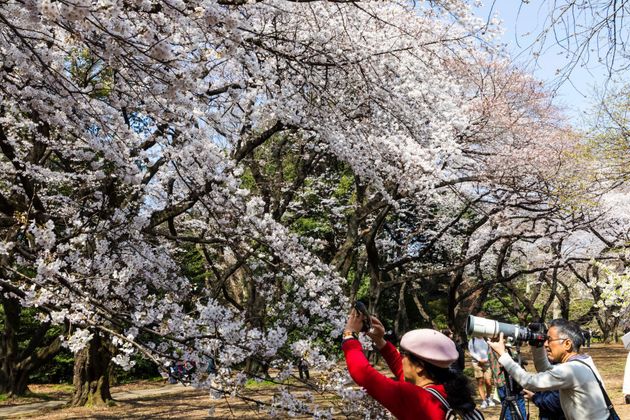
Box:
2;0;630;415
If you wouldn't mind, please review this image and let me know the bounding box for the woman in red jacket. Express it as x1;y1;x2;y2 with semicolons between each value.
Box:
342;310;477;420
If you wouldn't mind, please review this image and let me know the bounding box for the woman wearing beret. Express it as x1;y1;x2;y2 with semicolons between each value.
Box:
342;310;477;419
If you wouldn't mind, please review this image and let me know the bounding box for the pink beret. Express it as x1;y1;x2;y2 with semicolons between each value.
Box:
400;329;458;369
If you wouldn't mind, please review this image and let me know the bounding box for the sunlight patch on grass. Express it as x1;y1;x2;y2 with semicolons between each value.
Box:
24;392;55;401
49;384;74;392
245;379;276;389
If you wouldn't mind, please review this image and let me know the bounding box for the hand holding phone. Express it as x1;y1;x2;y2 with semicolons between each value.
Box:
354;301;372;333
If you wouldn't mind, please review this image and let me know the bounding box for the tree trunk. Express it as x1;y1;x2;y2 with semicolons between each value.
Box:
71;331;113;407
394;282;408;336
244;271;269;378
0;296;21;395
0;362;30;396
1;296;62;397
0;297;32;397
411;287;434;328
0;369;30;396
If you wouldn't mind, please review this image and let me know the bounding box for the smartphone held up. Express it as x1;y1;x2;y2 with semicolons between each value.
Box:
354;301;372;333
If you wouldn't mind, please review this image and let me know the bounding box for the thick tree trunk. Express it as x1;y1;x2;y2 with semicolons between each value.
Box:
1;296;64;397
600;316;620;343
0;369;30;396
244;274;269;378
0;297;21;395
71;331;113;407
1;296;63;396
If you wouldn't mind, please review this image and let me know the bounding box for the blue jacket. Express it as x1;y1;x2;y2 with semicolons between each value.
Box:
532;390;565;420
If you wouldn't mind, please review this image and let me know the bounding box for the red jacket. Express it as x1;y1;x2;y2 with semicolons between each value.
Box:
342;339;448;420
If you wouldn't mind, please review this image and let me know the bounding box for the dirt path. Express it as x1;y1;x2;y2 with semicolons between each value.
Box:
0;384;199;419
0;401;68;419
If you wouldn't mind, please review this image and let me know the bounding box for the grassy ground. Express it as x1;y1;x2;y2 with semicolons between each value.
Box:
0;379;166;408
4;343;629;419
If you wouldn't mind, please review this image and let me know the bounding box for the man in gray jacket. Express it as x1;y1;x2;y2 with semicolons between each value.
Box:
488;319;610;420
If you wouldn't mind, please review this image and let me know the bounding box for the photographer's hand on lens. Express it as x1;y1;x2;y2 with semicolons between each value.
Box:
366;316;387;349
487;332;507;356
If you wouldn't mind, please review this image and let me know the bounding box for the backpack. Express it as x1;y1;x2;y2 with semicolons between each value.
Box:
425;387;485;420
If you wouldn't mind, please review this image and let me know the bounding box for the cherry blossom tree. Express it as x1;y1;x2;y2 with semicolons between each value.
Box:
0;0;502;412
3;0;630;413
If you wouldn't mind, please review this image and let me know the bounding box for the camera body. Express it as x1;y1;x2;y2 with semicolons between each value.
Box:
466;315;547;346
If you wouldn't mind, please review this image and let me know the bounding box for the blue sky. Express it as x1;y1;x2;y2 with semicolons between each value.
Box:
475;1;613;127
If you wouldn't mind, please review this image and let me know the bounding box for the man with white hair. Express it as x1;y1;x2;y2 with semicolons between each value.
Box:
488;319;616;420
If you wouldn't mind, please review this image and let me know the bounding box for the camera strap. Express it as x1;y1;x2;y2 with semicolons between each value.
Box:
571;359;620;420
425;387;485;420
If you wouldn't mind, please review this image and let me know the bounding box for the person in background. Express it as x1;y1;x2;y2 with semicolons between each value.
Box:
488;349;526;419
297;352;310;380
581;328;591;349
522;389;566;420
468;334;495;409
623;328;630;404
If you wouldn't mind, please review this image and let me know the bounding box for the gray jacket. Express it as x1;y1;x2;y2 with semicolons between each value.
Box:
498;347;609;420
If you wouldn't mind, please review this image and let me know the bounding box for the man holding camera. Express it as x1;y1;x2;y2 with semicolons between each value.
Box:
487;319;614;420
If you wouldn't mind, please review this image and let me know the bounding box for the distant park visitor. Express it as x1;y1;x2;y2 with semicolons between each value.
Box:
468;316;495;410
623;331;630;404
581;328;591;348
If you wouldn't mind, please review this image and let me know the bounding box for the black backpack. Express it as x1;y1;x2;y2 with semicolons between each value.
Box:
425;387;485;420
